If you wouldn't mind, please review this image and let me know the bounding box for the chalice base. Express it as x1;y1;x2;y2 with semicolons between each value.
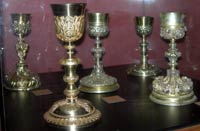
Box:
44;98;101;128
79;73;119;93
127;64;161;77
150;69;197;106
5;70;40;91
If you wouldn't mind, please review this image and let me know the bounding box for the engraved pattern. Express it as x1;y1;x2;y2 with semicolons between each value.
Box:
11;20;30;36
160;26;186;40
6;15;40;91
55;15;84;42
151;14;197;105
80;72;117;87
88;25;108;37
136;26;152;36
44;99;101;127
153;70;193;95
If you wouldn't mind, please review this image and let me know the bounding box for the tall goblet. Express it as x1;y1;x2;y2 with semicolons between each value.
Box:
5;13;40;91
79;13;119;93
127;16;161;77
43;4;101;128
150;12;197;106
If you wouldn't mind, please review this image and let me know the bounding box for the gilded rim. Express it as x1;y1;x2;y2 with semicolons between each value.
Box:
79;83;119;93
127;64;161;77
149;91;197;106
44;99;101;128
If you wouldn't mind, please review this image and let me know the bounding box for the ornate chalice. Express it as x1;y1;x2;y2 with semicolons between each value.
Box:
150;12;197;106
79;13;119;93
127;16;161;77
43;4;101;128
5;13;40;91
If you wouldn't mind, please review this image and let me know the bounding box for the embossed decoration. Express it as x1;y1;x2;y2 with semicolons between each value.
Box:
160;26;186;40
44;4;101;128
55;15;84;42
5;14;40;91
127;16;161;77
88;25;109;37
44;99;101;127
11;20;30;37
150;12;197;106
136;26;152;36
79;13;119;93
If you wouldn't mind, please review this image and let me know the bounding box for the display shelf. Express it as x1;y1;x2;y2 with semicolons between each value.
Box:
3;64;200;131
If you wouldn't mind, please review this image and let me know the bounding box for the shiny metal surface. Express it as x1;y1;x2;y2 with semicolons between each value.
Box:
5;13;40;91
44;3;101;128
79;13;119;93
127;16;161;77
150;12;197;106
51;3;86;16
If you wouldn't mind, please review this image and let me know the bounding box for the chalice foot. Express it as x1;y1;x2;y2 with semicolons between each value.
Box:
127;64;161;77
44;98;101;128
79;73;119;93
5;69;40;91
150;69;197;106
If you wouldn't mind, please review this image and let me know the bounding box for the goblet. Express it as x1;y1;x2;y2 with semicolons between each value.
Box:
79;13;119;93
127;16;161;77
43;4;101;128
5;13;40;91
150;12;197;106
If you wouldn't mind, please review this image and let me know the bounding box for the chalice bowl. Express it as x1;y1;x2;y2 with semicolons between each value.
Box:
43;3;101;128
150;12;197;106
127;16;161;77
79;13;119;93
5;13;40;91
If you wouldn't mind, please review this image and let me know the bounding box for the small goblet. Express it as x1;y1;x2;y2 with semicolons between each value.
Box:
127;16;161;77
43;3;101;128
150;12;197;106
5;13;40;91
79;13;119;93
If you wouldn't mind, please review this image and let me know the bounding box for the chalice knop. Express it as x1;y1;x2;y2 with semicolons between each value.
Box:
127;16;161;77
5;13;40;91
150;12;197;106
43;4;101;128
79;13;119;93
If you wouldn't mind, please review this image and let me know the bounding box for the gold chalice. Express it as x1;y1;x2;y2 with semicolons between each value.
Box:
43;3;101;128
5;13;40;91
150;12;197;106
79;13;119;93
127;16;161;77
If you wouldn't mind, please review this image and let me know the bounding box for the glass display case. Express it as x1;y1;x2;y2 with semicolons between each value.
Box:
1;0;200;131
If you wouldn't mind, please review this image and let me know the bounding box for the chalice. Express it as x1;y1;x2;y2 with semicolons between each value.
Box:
150;12;197;106
5;13;40;91
43;4;101;128
79;13;119;93
127;16;161;77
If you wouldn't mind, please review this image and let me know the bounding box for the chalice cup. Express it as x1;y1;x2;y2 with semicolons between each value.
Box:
150;12;197;106
127;16;161;77
5;13;40;91
43;4;101;128
79;13;119;93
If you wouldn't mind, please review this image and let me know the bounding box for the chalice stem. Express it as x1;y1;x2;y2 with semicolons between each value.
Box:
16;34;28;73
168;39;179;71
141;35;147;69
93;37;104;74
64;41;79;102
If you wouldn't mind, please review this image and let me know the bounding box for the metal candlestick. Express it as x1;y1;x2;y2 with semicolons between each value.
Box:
44;4;101;128
5;13;40;91
150;12;197;106
127;16;161;77
79;13;119;93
